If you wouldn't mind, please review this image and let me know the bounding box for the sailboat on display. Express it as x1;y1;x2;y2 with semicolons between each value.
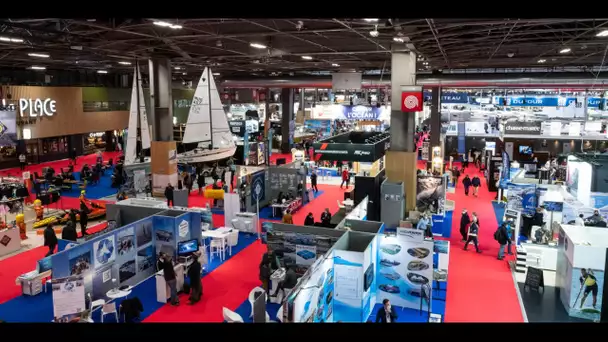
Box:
177;67;236;164
124;63;152;168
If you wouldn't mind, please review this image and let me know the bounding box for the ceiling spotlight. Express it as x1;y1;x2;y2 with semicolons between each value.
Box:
507;52;515;58
597;30;608;37
537;59;546;63
216;40;223;47
369;25;379;38
331;63;340;67
0;36;23;43
97;70;108;74
393;37;404;43
174;66;181;70
30;66;46;70
213;72;220;76
301;56;313;60
295;21;304;31
423;61;428;65
118;61;132;65
250;43;267;49
182;72;187;75
364;19;379;22
28;53;49;58
153;21;182;29
559;48;571;53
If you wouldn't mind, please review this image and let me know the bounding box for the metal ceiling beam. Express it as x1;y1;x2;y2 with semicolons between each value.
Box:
332;19;388;51
425;19;450;68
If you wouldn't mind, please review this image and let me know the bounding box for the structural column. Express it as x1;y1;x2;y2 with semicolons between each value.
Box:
281;88;295;153
386;47;418;212
148;58;174;142
428;86;441;168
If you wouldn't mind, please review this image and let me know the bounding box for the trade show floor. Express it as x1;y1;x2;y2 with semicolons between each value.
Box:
417;160;524;322
258;190;325;220
0;151;122;178
62;171;117;200
513;270;586;322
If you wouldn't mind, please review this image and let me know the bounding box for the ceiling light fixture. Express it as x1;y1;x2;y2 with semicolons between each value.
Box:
153;21;182;29
182;72;187;75
250;43;267;49
332;63;340;67
213;72;220;76
301;56;313;60
28;53;49;58
537;59;546;63
97;70;108;74
364;19;379;22
0;36;23;43
393;37;404;43
118;61;132;65
369;25;379;38
597;30;608;37
30;66;46;70
174;66;181;70
559;48;571;53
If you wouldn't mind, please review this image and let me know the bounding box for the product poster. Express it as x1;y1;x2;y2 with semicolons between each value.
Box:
433;240;450;284
135;220;153;247
52;275;86;321
506;182;537;215
569;267;604;321
93;235;116;269
296;245;317;266
416;176;446;214
376;234;433;312
68;250;92;276
292;256;334;323
116;227;135;256
333;250;364;322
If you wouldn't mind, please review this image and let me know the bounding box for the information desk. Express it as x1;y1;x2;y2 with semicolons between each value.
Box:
0;226;21;257
520;242;558;271
16;270;52;296
233;212;258;235
155;263;185;303
271;198;303;218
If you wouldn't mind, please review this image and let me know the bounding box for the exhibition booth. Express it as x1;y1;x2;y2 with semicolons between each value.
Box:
270;219;450;323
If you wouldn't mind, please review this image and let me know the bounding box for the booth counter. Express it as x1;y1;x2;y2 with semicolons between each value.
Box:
0;226;21;257
556;224;608;322
518;242;558;271
155;263;185;303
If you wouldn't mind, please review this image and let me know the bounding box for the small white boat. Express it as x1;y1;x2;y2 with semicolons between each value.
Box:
177;67;236;164
124;63;152;168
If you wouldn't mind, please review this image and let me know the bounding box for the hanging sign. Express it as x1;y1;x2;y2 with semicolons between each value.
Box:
19;98;56;117
401;86;423;112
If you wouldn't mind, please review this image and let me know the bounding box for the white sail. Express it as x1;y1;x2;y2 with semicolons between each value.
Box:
208;70;235;149
182;67;212;144
124;66;140;165
137;66;152;149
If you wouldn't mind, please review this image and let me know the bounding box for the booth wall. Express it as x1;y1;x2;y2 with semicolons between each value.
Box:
291;254;335;322
362;236;378;320
106;204;166;226
354;170;385;222
444;136;497;158
333;249;364;322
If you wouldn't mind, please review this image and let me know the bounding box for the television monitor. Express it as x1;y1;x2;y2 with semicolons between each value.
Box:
37;256;52;273
177;239;200;256
544;201;564;212
524;163;537;173
363;263;374;292
519;146;533;154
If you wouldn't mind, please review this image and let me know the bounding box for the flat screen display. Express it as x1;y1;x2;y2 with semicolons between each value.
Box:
543;201;564;212
37;256;52;273
519;146;533;154
177;239;199;255
363;263;374;292
524;163;537;173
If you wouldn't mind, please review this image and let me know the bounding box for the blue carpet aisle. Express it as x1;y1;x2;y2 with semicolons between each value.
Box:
258;191;325;221
0;232;258;322
61;171;118;200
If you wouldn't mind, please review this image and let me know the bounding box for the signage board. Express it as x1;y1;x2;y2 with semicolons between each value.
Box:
401;90;423;112
340;105;381;120
504;121;542;135
397;227;424;243
19;98;56;117
441;92;469;104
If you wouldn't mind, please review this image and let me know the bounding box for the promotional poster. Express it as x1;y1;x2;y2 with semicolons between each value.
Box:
333;250;364;322
506;183;538;215
291;255;335;323
376;231;433;313
416;176;446;214
433;240;450;286
569;267;604;321
566;156;592;206
52;275;86;322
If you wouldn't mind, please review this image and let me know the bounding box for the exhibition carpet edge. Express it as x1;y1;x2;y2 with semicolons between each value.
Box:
143;240;267;323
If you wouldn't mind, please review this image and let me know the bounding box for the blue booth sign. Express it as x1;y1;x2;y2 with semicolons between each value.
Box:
441;92;469;104
340;105;382;120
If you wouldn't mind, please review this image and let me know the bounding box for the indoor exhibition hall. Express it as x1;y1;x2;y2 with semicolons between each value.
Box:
0;17;607;325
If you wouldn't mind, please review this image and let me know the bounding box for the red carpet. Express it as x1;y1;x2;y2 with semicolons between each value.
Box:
0;221;106;305
0;151;122;178
144;241;268;322
440;162;523;322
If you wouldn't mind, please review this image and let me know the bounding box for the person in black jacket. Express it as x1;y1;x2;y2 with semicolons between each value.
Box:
304;212;315;226
159;252;179;306
471;176;481;197
69;209;78;230
464;218;482;253
271;265;297;298
460;209;471;242
462;175;472;196
320;208;332;227
376;299;398;323
197;172;206;196
496;222;510;260
259;255;271;298
119;297;144;323
310;171;318;193
79;203;89;237
165;183;174;207
44;222;58;257
61;221;78;242
187;251;203;305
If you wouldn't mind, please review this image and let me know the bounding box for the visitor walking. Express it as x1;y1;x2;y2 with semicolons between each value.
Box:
310;170;318;193
44;222;58;257
340;168;349;189
460;209;471;242
462;175;472;196
165;183;175;207
18;153;26;170
495;222;510;260
471;175;481;197
464;216;481;253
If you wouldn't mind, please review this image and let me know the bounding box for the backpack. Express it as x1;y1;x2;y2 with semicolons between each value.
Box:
494;228;503;241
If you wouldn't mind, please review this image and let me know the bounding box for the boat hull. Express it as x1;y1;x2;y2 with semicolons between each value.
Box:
177;147;236;164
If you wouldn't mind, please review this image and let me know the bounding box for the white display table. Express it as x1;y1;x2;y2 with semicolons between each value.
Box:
520;242;558;271
155;263;185;303
269;268;286;304
0;227;21;257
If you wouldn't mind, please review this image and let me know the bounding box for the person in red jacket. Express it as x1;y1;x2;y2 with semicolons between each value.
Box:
340;168;349;189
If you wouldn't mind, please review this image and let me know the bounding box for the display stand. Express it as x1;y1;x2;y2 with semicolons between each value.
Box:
233;212;258;235
155;263;185;303
172;189;189;208
223;192;241;227
0;226;21;257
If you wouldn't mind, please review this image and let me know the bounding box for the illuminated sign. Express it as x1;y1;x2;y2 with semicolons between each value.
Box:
19;98;56;117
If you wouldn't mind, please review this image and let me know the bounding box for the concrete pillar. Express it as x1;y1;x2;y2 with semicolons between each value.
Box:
281;88;294;153
428;86;441;168
148;58;173;142
386;48;418;212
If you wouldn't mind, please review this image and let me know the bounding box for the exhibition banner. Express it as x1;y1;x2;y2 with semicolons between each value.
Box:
312;142;378;162
568;266;604;321
362;236;377;321
501;151;511;183
291;255;335;322
504;121;542;135
376;233;433;313
333;250;364;322
416;176;446;214
433;240;449;285
506;183;537;215
493;96;606;108
52;275;86;322
441;92;469;104
340;105;382;120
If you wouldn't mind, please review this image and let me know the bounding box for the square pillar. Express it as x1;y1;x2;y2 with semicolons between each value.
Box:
148;58;174;142
281;88;295;153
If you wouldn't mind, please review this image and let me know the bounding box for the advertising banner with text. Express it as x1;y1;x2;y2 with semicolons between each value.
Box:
504;121;542;135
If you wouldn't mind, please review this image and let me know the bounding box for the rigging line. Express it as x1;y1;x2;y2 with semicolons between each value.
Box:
590;43;608;89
